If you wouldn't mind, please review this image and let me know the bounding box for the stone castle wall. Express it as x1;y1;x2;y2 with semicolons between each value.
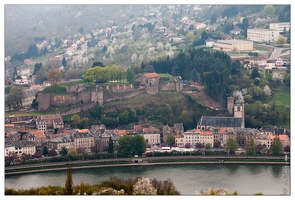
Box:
60;102;97;116
37;94;51;111
104;88;145;102
37;81;183;112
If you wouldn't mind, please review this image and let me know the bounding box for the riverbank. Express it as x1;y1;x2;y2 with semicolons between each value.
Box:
5;156;289;176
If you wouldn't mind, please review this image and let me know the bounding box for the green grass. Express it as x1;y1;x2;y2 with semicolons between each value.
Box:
280;49;289;54
158;73;172;78
254;45;273;52
5;110;53;118
271;90;290;107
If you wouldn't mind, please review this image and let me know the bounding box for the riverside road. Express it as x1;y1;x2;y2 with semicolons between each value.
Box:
5;155;288;173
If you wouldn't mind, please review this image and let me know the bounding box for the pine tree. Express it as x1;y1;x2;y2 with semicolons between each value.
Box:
65;166;73;195
108;136;114;153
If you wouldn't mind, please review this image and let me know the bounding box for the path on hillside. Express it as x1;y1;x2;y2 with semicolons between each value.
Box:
183;83;224;111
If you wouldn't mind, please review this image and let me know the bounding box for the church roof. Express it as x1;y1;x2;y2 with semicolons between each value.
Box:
198;116;242;128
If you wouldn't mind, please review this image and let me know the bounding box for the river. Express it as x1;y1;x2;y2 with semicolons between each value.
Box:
5;164;290;195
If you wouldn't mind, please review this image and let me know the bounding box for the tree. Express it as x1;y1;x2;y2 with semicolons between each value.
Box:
256;143;264;155
108;137;114;153
133;177;157;195
225;138;238;155
284;145;290;153
251;67;260;79
275;36;287;46
71;114;81;128
205;143;211;150
270;137;283;155
143;65;155;73
79;26;84;34
241;18;249;30
64;69;79;81
263;85;272;96
191;68;198;84
185;143;191;149
263;5;275;17
210;14;217;25
246;139;256;155
118;135;147;156
48;149;58;157
27;44;39;58
47;68;62;86
62;57;67;67
60;147;68;156
33;63;42;75
34;69;47;84
92;61;104;68
65;166;73;195
213;141;221;149
126;68;135;83
42;146;49;156
201;31;208;41
8;85;26;110
118;110;129;124
195;142;204;149
165;132;175;147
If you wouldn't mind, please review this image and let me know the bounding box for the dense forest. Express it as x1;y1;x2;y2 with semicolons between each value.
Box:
148;48;241;106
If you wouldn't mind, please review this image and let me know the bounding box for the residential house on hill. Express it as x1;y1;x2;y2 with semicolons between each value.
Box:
174;123;184;136
40;114;63;128
72;129;94;152
48;135;74;152
142;126;161;145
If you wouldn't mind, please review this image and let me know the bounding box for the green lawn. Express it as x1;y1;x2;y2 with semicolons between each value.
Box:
5;110;53;118
280;49;289;54
158;73;172;78
254;45;273;52
271;90;290;107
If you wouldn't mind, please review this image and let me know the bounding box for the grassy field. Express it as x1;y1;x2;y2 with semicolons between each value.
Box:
280;49;289;54
271;90;290;107
5;110;53;118
254;45;273;52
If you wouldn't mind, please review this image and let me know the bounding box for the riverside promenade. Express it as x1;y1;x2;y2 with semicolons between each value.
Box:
5;155;289;176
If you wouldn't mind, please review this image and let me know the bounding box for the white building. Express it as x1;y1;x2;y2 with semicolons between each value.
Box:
247;29;280;43
269;22;290;32
214;40;253;52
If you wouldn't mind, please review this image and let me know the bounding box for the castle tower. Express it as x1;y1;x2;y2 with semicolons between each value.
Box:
234;100;245;128
227;96;234;115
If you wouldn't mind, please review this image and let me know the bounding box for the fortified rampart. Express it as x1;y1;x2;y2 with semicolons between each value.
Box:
37;79;183;112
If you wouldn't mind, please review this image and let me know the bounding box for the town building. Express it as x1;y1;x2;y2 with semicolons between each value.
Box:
247;29;280;43
72;129;95;152
213;40;253;52
269;22;290;32
142;126;161;145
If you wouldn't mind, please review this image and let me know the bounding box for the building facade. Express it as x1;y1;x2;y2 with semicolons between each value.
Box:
247;29;280;43
269;22;290;32
214;40;253;52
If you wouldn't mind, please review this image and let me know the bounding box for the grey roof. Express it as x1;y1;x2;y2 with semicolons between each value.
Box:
14;140;35;148
72;131;94;139
50;135;73;143
198;116;242;128
261;125;277;132
235;100;244;105
174;123;184;130
234;128;253;135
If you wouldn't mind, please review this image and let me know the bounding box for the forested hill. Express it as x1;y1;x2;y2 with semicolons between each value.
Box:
148;48;242;106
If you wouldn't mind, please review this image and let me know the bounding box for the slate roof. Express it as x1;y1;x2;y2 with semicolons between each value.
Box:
174;123;184;130
198;116;242;128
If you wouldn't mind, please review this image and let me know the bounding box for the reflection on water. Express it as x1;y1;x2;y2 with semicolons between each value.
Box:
5;164;290;195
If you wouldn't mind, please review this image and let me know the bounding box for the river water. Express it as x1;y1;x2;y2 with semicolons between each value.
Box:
5;164;291;195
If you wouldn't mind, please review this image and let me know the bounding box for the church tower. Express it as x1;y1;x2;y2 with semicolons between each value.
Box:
234;100;245;128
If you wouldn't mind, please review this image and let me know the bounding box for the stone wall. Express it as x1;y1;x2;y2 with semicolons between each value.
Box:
91;90;104;105
60;102;97;116
37;94;51;111
104;84;134;93
145;85;158;94
104;88;145;102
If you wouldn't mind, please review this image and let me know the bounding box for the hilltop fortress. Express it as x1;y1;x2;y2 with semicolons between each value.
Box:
36;73;184;115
